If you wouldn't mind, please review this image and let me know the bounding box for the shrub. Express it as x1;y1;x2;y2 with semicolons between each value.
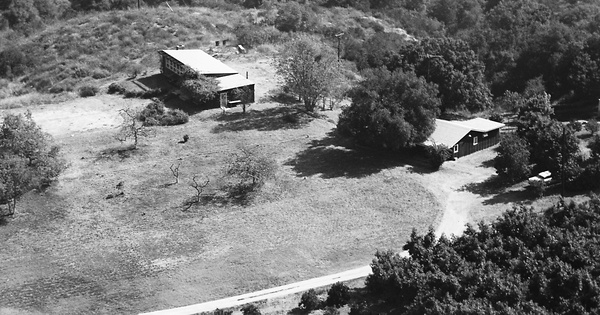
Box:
299;289;321;311
568;120;582;132
138;100;189;126
108;82;127;94
240;304;261;315
326;282;350;307
426;144;451;170
529;179;546;198
78;85;99;97
323;306;340;315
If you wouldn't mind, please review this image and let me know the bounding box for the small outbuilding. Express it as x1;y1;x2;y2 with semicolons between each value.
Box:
158;49;255;107
424;118;505;158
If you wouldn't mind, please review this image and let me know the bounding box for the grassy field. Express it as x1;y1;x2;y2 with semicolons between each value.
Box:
0;53;444;314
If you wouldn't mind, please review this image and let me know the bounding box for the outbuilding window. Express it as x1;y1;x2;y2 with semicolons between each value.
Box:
473;136;478;145
453;144;459;153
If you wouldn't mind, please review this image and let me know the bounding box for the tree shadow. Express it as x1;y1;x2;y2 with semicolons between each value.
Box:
482;188;533;206
286;130;435;179
460;176;535;205
260;89;302;105
211;106;313;133
95;144;138;161
459;175;504;198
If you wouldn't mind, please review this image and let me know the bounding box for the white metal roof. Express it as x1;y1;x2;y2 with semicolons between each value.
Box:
458;117;506;133
424;119;472;147
161;49;238;76
216;74;254;91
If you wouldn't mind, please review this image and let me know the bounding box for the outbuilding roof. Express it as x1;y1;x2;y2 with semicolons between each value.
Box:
161;49;238;76
216;73;255;91
424;118;505;147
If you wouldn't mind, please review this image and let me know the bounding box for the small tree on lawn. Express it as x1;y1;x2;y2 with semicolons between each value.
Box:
225;145;277;194
275;34;341;112
326;282;351;307
0;112;65;216
116;107;151;149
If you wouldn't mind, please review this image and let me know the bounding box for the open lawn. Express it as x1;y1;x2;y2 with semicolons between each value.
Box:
0;55;443;315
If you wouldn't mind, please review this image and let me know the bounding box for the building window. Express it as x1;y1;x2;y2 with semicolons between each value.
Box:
453;144;459;153
483;133;488;138
473;136;478;145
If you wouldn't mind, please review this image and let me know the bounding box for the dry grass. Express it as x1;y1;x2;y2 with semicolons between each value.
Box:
0;91;441;314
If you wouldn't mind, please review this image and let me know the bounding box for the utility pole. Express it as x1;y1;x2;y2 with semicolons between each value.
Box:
335;33;344;62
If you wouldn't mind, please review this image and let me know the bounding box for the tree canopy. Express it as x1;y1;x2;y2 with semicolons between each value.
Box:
364;196;600;314
275;34;341;112
338;67;440;150
0;111;65;215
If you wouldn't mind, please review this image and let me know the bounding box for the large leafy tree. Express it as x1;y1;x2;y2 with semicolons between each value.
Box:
394;37;492;113
364;197;600;314
0;112;65;216
338;68;441;150
494;133;531;183
275;34;341;112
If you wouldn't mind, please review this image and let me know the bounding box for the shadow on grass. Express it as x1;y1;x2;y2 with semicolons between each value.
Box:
286;130;436;179
211;106;313;133
96;144;138;161
460;176;535;205
260;89;302;106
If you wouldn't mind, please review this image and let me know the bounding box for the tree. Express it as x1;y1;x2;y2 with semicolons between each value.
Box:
426;143;451;170
225;145;277;194
494;133;531;183
586;119;599;135
231;86;254;114
361;197;600;314
275;34;342;112
116;107;152;149
240;304;261;315
326;282;350;307
338;68;441;150
299;289;321;311
393;37;493;113
0;112;65;216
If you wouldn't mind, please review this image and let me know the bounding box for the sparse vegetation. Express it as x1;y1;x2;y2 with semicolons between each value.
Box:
78;84;98;97
240;304;261;315
116;107;152;149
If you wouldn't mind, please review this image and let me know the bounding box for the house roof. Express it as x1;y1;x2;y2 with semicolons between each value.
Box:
216;73;254;92
458;117;506;133
161;49;238;76
424;118;505;147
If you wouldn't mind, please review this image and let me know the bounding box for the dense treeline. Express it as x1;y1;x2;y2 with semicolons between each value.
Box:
3;0;600;106
361;196;600;314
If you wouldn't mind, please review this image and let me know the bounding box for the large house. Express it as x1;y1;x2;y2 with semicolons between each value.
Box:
158;49;255;107
424;118;505;158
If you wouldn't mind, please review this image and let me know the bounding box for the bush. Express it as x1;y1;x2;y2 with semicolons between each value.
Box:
108;82;127;94
323;306;340;315
299;289;321;311
326;282;350;307
240;304;261;315
426;144;451;170
138;100;189;126
78;85;99;97
529;179;546;198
